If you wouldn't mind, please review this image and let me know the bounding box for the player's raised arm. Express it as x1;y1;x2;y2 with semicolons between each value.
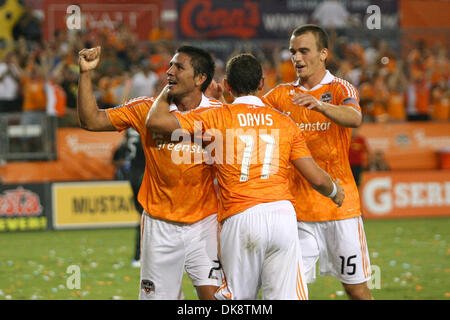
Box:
292;157;344;207
146;85;180;134
77;46;115;131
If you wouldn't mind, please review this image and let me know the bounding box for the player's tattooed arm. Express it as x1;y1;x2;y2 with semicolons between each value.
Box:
146;85;180;134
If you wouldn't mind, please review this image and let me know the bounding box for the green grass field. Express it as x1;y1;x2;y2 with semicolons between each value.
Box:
0;217;448;300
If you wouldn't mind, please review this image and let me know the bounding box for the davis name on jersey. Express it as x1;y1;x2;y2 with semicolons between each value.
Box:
237;113;273;127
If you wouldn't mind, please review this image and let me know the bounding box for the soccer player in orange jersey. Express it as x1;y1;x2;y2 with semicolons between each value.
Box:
262;25;373;300
77;45;224;300
147;53;344;300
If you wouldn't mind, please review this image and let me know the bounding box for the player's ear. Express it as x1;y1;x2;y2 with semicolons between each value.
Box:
257;77;265;91
223;78;232;93
320;48;328;63
195;73;207;89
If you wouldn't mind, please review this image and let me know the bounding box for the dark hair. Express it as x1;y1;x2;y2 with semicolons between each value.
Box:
176;45;215;92
291;24;329;51
226;53;262;95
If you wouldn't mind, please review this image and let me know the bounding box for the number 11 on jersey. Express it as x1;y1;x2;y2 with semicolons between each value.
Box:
239;134;276;182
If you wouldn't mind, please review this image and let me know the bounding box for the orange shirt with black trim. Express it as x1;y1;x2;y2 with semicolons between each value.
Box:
262;70;362;222
173;95;312;223
106;95;221;223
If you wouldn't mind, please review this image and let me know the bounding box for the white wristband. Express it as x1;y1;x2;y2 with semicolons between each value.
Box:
327;182;337;198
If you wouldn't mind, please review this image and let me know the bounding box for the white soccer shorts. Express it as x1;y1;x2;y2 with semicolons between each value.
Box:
298;216;371;285
139;212;222;300
216;200;308;300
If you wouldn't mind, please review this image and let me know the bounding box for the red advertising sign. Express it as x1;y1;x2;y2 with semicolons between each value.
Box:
176;0;398;39
42;0;161;41
0;183;50;232
0;187;43;217
179;0;260;39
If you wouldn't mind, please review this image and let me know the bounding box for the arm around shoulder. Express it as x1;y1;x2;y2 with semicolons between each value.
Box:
145;85;180;134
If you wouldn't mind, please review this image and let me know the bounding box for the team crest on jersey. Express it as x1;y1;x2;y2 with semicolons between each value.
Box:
141;279;155;294
320;92;332;103
289;89;296;96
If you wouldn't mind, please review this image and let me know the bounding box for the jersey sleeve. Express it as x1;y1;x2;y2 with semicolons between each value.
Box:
262;86;284;110
290;123;312;161
333;80;361;112
105;97;154;132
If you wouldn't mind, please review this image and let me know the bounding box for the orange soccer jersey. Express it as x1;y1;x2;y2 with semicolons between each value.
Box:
106;95;221;223
173;95;312;222
262;70;362;222
387;92;406;121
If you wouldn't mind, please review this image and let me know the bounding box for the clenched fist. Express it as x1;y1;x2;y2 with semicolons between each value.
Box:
78;47;101;73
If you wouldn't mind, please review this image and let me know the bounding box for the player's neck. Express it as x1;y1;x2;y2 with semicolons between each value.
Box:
173;91;203;111
232;91;257;98
299;68;327;90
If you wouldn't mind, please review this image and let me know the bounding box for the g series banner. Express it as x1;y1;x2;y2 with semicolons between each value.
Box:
176;0;398;39
52;181;140;229
0;184;51;232
361;171;450;219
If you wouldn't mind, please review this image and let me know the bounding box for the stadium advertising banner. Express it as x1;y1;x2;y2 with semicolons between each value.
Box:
42;0;161;41
52;181;140;230
359;122;450;170
361;171;450;219
0;128;124;184
0;184;51;232
176;0;398;39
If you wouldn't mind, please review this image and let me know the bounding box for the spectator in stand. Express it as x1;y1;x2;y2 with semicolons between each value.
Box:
0;51;22;112
386;62;407;122
430;78;449;121
20;56;46;118
148;22;173;42
149;43;172;77
260;59;278;97
405;39;432;121
59;67;79;126
358;71;376;122
364;39;380;67
368;150;390;172
405;74;431;121
129;58;159;99
278;49;297;83
349;128;370;187
429;43;448;86
372;72;390;122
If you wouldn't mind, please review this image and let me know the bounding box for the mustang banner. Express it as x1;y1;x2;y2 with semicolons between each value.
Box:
176;0;398;39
